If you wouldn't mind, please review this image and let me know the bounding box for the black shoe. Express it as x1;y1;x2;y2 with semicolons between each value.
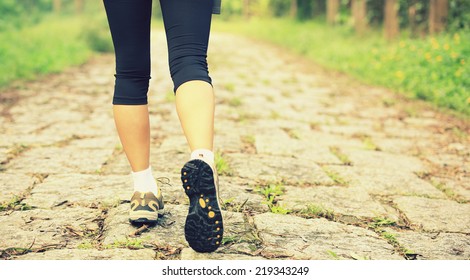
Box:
181;159;223;253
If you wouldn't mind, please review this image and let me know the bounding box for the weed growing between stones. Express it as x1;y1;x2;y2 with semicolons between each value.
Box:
329;146;352;165
281;127;300;139
240;135;257;154
105;237;147;249
256;182;290;215
224;83;235;92
367;217;418;260
228;97;242;107
296;204;335;220
0;195;34;211
221;197;249;212
215;151;233;176
321;166;349;186
430;179;468;203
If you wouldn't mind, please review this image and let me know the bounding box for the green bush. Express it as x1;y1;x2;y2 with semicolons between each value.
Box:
80;15;114;53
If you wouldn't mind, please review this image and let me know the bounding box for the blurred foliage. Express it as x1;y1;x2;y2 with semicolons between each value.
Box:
216;0;470;33
0;1;111;87
0;17;91;87
214;18;470;116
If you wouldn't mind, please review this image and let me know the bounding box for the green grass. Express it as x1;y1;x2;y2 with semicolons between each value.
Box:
213;18;470;116
256;182;290;214
0;13;113;89
329;146;352;165
299;204;335;220
215;151;233;176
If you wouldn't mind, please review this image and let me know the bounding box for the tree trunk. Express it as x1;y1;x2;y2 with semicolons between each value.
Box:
408;0;417;36
327;0;340;25
352;0;367;35
53;0;61;13
384;0;399;40
429;0;448;34
75;0;84;14
243;0;250;19
290;0;298;19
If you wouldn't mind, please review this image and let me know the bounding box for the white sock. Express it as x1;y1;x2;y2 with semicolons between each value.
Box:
190;149;214;166
131;166;159;194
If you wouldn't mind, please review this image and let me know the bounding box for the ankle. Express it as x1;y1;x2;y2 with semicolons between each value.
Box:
190;149;214;166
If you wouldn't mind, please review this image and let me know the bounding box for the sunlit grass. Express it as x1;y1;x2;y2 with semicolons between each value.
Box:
213;18;470;116
0;16;93;88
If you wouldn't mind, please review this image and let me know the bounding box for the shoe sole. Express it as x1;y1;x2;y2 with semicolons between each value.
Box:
129;210;164;226
181;159;223;253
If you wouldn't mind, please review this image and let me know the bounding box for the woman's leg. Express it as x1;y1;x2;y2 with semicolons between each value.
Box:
160;0;222;253
104;0;163;224
103;0;152;173
160;0;215;155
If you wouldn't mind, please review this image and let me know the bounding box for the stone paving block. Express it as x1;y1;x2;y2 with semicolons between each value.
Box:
6;146;113;174
383;229;470;260
214;133;244;153
23;173;132;208
226;153;334;186
425;153;468;171
158;135;189;154
255;131;341;164
320;124;381;138
0;207;100;250
0;147;8;163
0;133;67;147
67;136;120;149
341;148;428;173
278;186;394;220
370;137;418;154
103;204;247;253
151;148;189;174
14;248;156;260
102;153;130;175
0;172;38;203
253;212;402;260
429;176;470;202
326;165;446;198
393;196;470;233
180;248;267;260
297;130;364;149
219;177;269;213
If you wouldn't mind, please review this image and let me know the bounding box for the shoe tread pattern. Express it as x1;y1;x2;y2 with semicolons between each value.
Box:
181;159;223;253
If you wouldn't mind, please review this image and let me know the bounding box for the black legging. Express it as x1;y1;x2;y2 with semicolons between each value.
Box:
103;0;214;105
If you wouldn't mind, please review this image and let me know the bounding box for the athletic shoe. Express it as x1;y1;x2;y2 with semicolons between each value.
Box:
181;159;224;252
129;190;164;225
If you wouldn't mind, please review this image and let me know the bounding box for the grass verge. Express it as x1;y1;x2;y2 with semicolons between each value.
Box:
0;14;113;89
213;18;470;117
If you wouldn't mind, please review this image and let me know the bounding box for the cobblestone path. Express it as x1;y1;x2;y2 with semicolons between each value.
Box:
1;31;469;260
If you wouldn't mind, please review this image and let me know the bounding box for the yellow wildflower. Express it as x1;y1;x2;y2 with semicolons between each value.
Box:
451;52;458;59
409;45;416;51
461;59;465;65
453;33;460;44
395;71;404;80
431;37;440;49
436;55;443;62
443;43;450;51
425;52;432;61
455;69;462;77
399;41;406;48
467;97;470;104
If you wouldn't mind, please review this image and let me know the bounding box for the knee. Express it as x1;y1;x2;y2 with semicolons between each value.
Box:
113;55;151;105
169;54;212;93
